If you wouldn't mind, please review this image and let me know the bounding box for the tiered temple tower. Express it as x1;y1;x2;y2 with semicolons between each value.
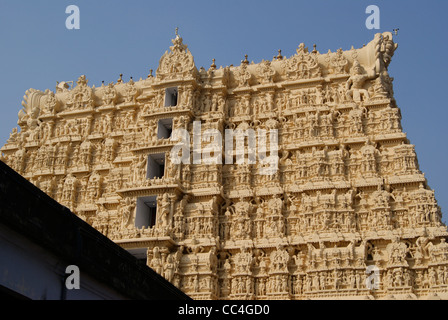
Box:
2;31;448;300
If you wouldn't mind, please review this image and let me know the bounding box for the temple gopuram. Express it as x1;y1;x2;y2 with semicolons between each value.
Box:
2;30;448;300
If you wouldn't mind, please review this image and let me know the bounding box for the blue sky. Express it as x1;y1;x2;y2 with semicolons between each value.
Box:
0;0;447;223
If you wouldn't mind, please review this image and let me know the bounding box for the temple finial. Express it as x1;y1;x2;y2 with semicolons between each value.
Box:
275;49;283;60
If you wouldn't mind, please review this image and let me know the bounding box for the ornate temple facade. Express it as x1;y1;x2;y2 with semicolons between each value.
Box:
2;31;448;300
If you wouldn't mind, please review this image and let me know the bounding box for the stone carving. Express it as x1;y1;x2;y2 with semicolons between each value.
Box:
374;32;398;73
233;246;254;274
234;62;252;87
256;59;276;84
132;154;147;183
42;91;58;115
2;31;448;300
270;244;290;273
345;60;376;102
120;197;135;228
387;237;409;266
283;43;321;80
18;88;44;127
156;29;196;81
157;193;171;228
327;48;349;75
67;75;94;110
102;82;117;106
122;78;139;104
86;170;102;201
61;173;78;209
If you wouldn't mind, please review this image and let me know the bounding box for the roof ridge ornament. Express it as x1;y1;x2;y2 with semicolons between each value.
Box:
76;75;88;86
274;49;283;61
210;58;216;70
283;43;321;80
156;27;196;80
170;27;187;53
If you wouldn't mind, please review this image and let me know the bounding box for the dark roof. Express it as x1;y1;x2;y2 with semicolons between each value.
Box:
0;160;190;300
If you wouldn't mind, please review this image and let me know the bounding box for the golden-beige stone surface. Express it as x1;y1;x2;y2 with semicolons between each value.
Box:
2;31;448;300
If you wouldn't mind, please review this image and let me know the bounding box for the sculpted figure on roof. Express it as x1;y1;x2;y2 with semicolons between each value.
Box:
156;28;196;80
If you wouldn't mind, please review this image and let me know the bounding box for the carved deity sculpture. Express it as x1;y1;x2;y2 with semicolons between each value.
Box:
256;60;276;84
123;78;139;103
270;244;290;273
42;91;58;114
102;82;117;106
157;193;171;228
67;75;93;110
121;197;135;228
345;60;376;102
133;155;147;183
234;246;254;274
328;48;349;74
234;63;252;87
